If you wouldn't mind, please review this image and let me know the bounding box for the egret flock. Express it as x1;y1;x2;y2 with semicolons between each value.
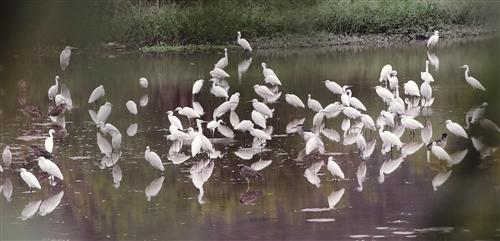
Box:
1;30;498;218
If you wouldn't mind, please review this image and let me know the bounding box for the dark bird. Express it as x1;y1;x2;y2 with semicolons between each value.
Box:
238;164;263;185
20;106;43;120
239;190;262;204
427;133;448;150
31;144;53;159
48;103;67;117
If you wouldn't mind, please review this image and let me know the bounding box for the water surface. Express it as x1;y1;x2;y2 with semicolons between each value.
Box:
0;39;499;240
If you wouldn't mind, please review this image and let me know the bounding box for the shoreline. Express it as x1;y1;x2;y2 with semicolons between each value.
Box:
126;25;499;54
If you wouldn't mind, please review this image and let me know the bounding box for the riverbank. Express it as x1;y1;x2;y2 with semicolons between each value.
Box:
137;25;497;53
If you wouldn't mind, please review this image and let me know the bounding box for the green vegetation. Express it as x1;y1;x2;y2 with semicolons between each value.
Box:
108;0;498;49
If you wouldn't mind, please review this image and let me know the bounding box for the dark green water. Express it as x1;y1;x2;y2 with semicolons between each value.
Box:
0;39;499;240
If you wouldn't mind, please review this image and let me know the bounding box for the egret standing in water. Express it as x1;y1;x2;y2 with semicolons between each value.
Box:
237;31;252;52
48;76;60;100
215;48;228;69
192;79;204;95
59;46;76;71
427;31;439;49
20;168;41;192
38;157;64;183
460;65;486;91
88;85;105;104
144;146;165;171
445;120;468;139
44;130;55;153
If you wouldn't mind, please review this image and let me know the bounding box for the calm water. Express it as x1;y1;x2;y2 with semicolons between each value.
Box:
0;39;499;241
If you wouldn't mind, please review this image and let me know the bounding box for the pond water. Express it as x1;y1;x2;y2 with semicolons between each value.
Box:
0;39;499;240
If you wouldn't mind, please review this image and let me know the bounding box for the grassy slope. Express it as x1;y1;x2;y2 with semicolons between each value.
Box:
108;0;498;52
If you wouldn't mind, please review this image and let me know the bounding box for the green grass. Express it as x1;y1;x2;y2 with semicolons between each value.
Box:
108;0;497;48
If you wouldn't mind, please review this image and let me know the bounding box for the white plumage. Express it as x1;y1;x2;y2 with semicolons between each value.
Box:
210;67;230;79
460;65;486;91
3;146;12;168
139;77;148;88
192;79;204;95
48;76;59;100
307;94;323;112
430;142;451;162
44;129;55;153
251;110;267;129
234;120;254;132
251;99;274;118
427;30;439;49
401;115;424;130
126;100;138;115
379;125;403;149
445;120;468;139
285;94;305;108
379;64;393;83
237;31;252;52
38;157;63;181
404;80;421;97
175;107;200;120
88;85;105;104
211;83;229;99
145;146;165;171
214;48;228;69
96;102;112;124
327;157;345;179
20;168;41;191
167;110;183;130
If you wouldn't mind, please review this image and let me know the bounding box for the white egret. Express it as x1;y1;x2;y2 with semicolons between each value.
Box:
145;146;165;171
250;127;271;141
127;123;138;137
341;90;350;106
421;60;435;83
38;157;63;181
44;129;55;153
60;84;72;110
54;94;66;106
307;94;323;112
237;31;252;52
251;99;274;118
217;124;234;138
379;110;395;127
403;80;421;97
213;101;234;118
207;119;224;136
59;46;74;71
355;134;367;152
445;120;468;139
312;112;325;129
20;168;41;192
401;115;424;130
229;92;240;110
251;110;267;129
327;157;345;180
342;106;362;119
192;101;205;116
166;110;183;130
126;100;138;115
139;77;148;88
341;118;351;132
48;76;60;100
96;102;112;123
427;30;439;49
192;79;204;95
230;111;240;128
430;142;451;162
324;80;346;95
388;71;399;90
379;64;393;83
175;107;200;121
460;65;486;91
345;89;366;111
321;102;343;115
261;63;277;78
285;94;305;108
211;82;229;99
234;120;254;132
3;146;12;168
379;124;403;149
375;86;394;102
215;48;228;69
305;135;324;155
264;74;282;86
254;84;275;101
88;85;105;104
361;114;376;131
420;80;432;107
210;67;230;79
